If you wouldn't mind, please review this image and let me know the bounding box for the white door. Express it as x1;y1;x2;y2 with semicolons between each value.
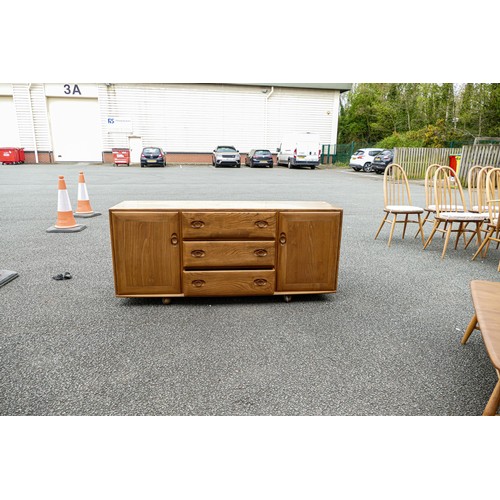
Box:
48;97;102;162
128;136;142;164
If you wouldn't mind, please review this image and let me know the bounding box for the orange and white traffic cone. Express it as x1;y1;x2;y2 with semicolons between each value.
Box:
46;176;86;233
74;171;101;218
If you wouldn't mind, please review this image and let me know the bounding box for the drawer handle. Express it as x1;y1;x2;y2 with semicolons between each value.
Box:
254;249;268;257
255;220;269;229
171;233;178;245
254;279;268;287
191;220;205;229
279;232;287;245
191;250;206;258
191;280;206;288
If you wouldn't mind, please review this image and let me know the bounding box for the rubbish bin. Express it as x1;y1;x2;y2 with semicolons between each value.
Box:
112;148;130;166
0;147;23;165
449;154;462;177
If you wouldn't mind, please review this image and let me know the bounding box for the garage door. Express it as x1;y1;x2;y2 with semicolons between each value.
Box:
48;97;101;162
0;96;20;147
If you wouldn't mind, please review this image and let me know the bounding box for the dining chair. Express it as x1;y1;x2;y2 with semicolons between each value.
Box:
423;166;487;259
415;164;441;239
374;163;425;247
471;168;500;270
464;166;494;249
468;165;494;213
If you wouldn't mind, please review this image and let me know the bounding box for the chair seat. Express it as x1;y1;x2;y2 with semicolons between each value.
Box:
386;205;423;214
437;211;486;221
472;205;488;213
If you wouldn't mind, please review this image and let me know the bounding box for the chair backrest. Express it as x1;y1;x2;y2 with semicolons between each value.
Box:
476;166;494;213
486;168;500;228
467;165;483;212
383;163;413;208
424;164;442;209
433;165;467;217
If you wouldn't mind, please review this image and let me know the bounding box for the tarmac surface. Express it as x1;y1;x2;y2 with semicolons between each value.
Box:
1;162;499;415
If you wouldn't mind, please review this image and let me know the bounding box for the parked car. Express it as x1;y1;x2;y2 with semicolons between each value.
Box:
140;147;166;167
212;146;241;168
245;149;274;168
372;150;395;174
349;148;383;172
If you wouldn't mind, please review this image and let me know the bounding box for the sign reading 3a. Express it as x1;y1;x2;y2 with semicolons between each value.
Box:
63;84;82;95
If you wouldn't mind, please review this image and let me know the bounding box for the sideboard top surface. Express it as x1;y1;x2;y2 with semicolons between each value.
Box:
109;200;342;211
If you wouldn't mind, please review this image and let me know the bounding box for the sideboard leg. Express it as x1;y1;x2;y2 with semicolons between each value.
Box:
162;297;172;305
284;295;292;303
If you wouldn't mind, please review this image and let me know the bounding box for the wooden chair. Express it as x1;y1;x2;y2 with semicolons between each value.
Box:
415;164;441;239
464;166;494;249
423;166;487;258
471;168;500;270
374;163;425;247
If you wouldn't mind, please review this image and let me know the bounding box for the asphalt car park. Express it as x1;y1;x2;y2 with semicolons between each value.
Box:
1;163;499;416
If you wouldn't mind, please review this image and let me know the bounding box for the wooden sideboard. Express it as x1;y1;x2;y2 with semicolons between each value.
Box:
109;201;343;303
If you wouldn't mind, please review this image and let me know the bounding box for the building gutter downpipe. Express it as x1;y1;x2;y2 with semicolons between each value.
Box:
27;83;38;164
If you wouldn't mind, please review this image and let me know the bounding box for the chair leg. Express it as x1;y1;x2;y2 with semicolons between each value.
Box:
483;379;500;416
441;223;453;258
472;228;493;261
417;214;425;246
374;213;388;240
388;214;398;247
423;220;440;250
454;222;464;250
461;313;478;345
402;214;409;239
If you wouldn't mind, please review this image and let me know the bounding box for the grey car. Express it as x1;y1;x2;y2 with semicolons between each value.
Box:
212;146;241;168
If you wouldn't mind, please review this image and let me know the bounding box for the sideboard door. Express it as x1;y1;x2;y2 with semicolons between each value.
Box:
111;211;181;295
277;212;341;292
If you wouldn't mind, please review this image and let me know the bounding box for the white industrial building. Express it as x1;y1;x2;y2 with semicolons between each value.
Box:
0;83;351;164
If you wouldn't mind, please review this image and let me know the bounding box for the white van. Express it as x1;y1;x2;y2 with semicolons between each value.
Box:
276;133;321;169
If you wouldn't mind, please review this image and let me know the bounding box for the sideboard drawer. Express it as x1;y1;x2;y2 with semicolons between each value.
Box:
182;212;276;239
183;270;275;296
183;240;275;268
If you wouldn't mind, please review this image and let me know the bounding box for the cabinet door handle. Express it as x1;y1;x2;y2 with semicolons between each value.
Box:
255;220;269;228
191;220;205;229
191;280;206;288
254;249;268;257
279;232;287;245
191;250;206;258
254;279;268;287
171;233;178;245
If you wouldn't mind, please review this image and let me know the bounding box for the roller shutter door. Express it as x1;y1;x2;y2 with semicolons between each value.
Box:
48;97;101;162
0;96;20;146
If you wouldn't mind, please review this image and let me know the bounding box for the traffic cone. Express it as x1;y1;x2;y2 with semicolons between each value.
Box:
46;176;86;233
74;171;101;218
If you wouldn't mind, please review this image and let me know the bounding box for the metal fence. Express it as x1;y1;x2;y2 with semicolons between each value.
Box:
321;142;378;164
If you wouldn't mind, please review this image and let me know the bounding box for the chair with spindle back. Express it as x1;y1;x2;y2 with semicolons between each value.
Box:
423;166;487;258
471;168;500;270
374;163;425;247
415;164;443;239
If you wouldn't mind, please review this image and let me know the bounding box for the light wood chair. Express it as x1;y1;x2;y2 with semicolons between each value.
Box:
471;168;500;270
415;164;441;239
468;165;493;213
375;163;425;247
423;166;487;258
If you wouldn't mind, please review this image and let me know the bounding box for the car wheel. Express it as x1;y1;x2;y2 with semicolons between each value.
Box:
375;170;383;175
311;166;316;170
363;162;373;173
288;159;292;169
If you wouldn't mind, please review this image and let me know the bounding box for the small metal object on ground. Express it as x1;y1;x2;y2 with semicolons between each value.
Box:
0;270;19;288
